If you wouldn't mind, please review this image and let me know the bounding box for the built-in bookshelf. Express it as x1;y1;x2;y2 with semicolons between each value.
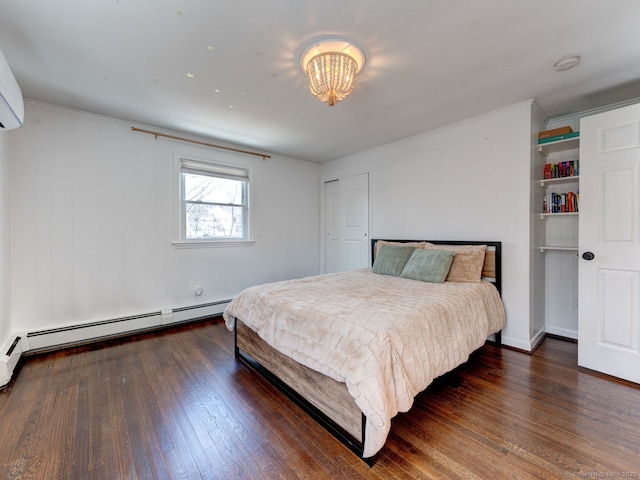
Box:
537;135;580;252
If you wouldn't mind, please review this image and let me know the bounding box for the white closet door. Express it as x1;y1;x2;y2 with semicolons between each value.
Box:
324;173;369;273
578;103;640;384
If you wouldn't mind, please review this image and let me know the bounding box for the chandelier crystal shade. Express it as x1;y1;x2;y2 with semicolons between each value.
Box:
300;37;365;106
306;52;357;106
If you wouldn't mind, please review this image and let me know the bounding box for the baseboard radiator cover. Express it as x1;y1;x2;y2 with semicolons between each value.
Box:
1;336;22;388
26;311;163;353
25;299;231;354
167;300;230;325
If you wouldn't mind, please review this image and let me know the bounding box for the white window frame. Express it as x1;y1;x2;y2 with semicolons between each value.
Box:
173;155;254;248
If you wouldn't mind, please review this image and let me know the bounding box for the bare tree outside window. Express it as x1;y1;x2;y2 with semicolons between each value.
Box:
180;160;249;240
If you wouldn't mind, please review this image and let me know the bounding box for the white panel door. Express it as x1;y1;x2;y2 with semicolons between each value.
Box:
579;104;640;383
325;179;341;273
325;173;369;273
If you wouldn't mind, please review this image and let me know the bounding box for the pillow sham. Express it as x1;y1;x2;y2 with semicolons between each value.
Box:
422;244;487;283
371;245;417;276
399;249;456;283
373;240;426;259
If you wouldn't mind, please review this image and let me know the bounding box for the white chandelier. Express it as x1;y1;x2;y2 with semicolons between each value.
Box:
300;37;365;106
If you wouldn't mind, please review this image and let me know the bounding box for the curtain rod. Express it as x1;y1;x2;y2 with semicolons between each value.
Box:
130;127;271;160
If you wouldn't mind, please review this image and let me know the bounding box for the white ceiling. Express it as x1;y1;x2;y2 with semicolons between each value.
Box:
2;1;640;163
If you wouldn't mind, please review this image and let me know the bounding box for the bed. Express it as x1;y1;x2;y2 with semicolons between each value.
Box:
223;239;505;461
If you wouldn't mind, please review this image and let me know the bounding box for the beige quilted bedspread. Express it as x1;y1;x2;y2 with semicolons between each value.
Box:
223;269;506;458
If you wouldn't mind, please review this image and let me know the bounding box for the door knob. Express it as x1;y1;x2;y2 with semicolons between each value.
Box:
582;251;595;261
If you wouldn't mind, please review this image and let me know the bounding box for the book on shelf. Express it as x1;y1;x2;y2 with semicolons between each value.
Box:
543;160;579;179
542;191;579;213
538;126;573;140
538;131;580;144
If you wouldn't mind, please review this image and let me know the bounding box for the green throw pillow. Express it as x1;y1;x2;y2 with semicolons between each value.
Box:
372;245;417;276
399;249;456;283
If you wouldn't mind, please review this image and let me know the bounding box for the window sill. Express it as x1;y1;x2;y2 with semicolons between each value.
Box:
172;239;256;249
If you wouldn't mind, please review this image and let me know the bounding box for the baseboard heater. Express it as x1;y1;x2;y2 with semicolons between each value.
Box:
1;336;22;388
169;300;230;324
25;299;231;354
0;299;231;386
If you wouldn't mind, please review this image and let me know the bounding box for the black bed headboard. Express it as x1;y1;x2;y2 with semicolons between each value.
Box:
370;239;502;295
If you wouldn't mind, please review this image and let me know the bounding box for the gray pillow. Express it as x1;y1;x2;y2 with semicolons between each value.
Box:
372;245;417;276
399;249;456;283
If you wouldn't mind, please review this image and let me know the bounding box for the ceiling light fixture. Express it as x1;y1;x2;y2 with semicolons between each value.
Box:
300;37;365;106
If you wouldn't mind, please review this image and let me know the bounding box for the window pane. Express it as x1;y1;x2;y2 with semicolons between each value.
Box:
184;173;245;205
185;203;245;239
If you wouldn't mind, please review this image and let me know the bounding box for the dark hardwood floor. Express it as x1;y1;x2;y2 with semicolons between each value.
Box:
1;318;638;479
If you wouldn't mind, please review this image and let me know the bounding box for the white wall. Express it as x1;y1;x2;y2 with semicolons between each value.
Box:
321;101;536;350
10;101;321;335
0;131;11;349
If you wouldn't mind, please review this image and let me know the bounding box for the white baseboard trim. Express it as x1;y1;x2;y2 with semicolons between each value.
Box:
501;335;534;352
502;326;551;353
530;327;547;351
545;325;578;340
1;336;23;388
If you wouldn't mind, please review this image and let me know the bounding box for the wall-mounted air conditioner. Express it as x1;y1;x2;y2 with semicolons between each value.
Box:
0;48;24;130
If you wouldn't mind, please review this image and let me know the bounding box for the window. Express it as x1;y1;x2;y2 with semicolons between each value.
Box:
179;158;251;242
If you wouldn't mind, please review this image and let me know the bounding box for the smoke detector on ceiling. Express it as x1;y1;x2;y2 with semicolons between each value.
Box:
554;55;581;72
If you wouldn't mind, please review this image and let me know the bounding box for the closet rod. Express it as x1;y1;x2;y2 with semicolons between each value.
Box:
131;127;271;160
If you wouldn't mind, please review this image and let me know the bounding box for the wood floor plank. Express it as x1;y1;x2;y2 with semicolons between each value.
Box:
1;318;639;479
